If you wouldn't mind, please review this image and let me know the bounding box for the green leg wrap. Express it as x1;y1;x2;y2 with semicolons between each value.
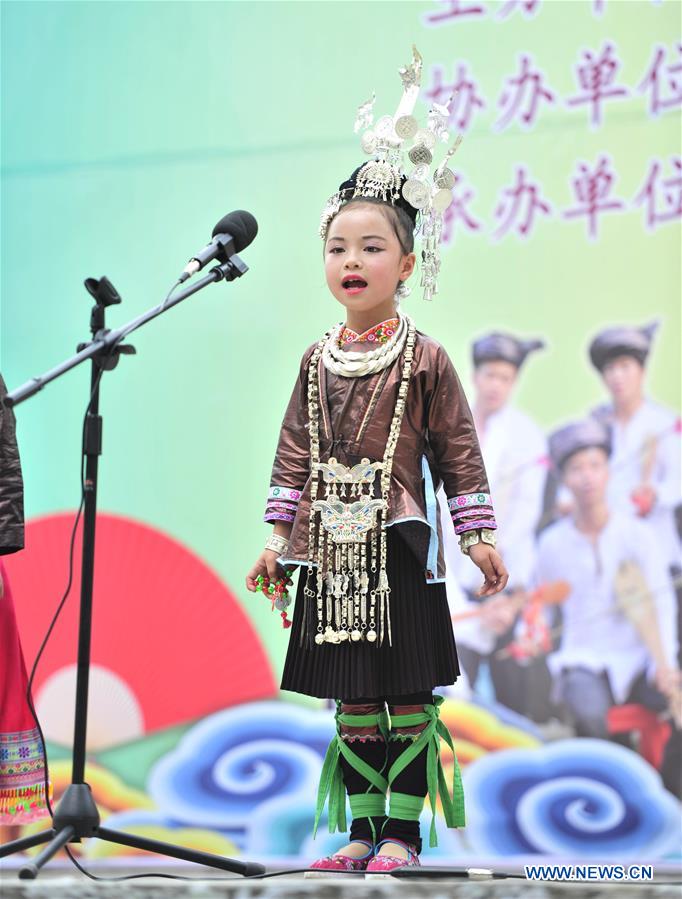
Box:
387;791;425;820
313;701;390;838
386;694;465;848
347;757;388;844
349;792;387;819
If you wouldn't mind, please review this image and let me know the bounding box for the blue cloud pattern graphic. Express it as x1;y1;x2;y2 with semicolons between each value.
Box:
146;699;465;857
463;738;682;857
148;701;333;831
138;702;680;860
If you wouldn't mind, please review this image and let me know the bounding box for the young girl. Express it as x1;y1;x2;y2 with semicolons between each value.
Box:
246;48;508;872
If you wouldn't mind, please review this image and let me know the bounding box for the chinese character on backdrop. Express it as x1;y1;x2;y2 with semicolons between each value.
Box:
633;158;682;230
566;42;630;127
426;63;487;132
492;166;553;239
441;176;483;246
562;155;626;239
494;54;557;131
422;0;487;27
496;0;542;19
637;43;682;116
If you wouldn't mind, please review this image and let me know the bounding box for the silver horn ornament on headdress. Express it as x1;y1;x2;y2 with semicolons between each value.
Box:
319;45;464;302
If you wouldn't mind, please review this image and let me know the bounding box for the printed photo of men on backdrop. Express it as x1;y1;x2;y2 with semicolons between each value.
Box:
531;418;681;800
438;322;682;804
588;322;682;668
438;331;552;722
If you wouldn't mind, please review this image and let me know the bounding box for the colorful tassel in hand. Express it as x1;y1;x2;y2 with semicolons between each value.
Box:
256;568;294;628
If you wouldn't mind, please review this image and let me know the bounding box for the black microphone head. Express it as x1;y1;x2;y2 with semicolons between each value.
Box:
212;210;258;252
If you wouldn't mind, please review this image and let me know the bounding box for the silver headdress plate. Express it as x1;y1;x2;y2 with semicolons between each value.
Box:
319;45;464;302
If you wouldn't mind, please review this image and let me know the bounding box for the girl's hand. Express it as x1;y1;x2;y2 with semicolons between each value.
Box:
246;550;286;593
469;543;509;597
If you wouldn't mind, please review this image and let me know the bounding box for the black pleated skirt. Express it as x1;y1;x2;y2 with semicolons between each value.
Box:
280;525;461;700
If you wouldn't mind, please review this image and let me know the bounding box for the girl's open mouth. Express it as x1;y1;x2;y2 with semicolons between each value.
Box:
342;278;368;295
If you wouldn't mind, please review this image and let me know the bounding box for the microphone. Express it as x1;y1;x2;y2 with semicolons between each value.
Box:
180;210;258;282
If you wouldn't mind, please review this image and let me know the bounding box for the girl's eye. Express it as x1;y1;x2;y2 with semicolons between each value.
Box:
328;246;383;253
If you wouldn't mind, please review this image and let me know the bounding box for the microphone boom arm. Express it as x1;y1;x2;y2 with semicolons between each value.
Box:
5;255;248;408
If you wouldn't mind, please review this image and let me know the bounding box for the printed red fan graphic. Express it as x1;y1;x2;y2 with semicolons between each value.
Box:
5;513;276;749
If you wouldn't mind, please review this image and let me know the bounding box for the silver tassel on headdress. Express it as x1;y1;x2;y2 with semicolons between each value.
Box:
318;45;465;303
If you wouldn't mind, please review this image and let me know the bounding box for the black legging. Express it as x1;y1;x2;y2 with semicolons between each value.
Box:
339;691;431;854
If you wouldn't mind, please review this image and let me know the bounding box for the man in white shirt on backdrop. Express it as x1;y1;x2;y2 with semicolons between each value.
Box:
536;418;681;797
588;321;682;664
439;332;551;720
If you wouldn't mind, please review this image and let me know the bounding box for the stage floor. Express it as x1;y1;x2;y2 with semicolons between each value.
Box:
1;863;681;898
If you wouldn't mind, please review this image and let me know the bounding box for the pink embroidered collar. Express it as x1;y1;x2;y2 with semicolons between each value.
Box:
338;317;400;348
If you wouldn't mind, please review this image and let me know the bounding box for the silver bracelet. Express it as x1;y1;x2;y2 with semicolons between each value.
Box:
459;527;497;556
265;534;289;555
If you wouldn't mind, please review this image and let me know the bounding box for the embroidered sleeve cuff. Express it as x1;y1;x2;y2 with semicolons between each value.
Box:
264;510;297;523
447;492;497;533
454;518;497;535
264;485;302;524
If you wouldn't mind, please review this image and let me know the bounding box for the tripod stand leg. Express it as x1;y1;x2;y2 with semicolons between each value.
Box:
97;826;266;876
18;825;76;879
0;829;56;860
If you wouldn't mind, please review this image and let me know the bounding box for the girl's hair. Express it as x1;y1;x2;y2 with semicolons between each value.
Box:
324;197;415;256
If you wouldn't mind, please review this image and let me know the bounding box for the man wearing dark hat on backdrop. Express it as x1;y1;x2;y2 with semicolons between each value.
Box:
438;332;551;720
588;322;680;566
533;418;681;798
588;322;682;667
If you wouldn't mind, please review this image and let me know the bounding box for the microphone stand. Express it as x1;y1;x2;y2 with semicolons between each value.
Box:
0;254;266;879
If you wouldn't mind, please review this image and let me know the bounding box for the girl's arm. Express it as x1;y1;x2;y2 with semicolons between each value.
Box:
263;344;316;527
426;346;496;531
247;340;314;595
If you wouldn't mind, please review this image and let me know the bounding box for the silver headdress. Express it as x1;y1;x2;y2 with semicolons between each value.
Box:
319;45;463;302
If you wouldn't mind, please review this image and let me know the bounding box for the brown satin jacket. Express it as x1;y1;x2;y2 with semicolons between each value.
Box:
264;328;494;582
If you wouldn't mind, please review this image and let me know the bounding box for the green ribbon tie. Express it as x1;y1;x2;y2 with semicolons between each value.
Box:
387;694;465;847
313;701;389;839
388;790;425;820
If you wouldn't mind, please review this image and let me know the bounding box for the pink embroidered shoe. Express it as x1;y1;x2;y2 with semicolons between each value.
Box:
365;837;420;873
306;838;374;874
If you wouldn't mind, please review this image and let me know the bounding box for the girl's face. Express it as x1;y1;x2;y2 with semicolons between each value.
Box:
324;203;415;319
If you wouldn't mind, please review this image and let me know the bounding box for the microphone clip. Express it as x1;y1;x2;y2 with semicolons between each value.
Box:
210;254;249;283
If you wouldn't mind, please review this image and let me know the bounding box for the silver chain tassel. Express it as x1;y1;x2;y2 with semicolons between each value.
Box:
305;316;416;646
